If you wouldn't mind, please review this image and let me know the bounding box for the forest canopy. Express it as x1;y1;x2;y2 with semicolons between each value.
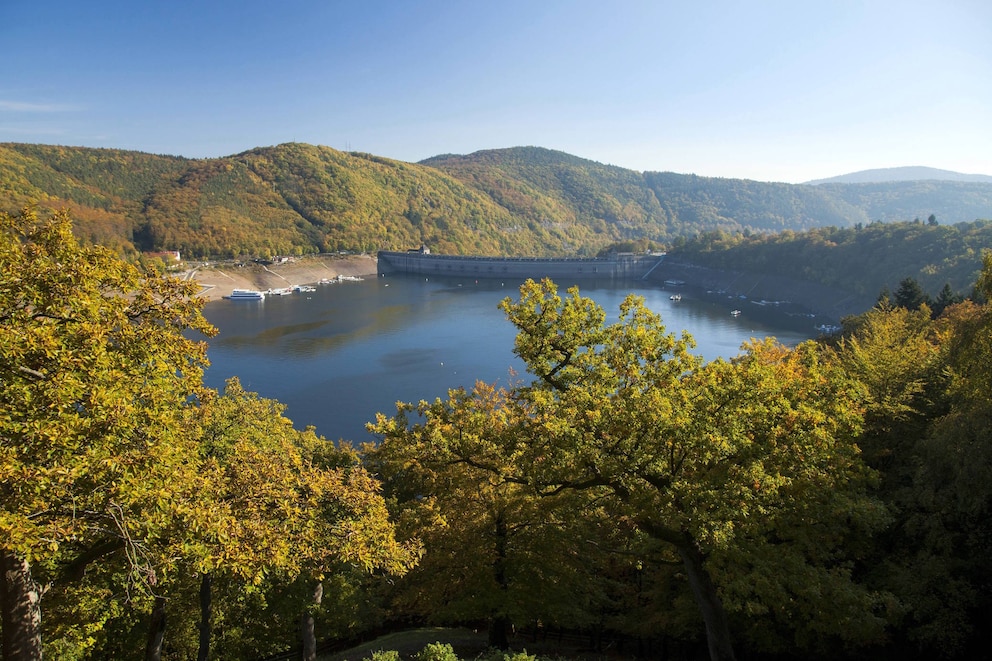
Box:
4;199;992;659
0;207;415;660
366;257;992;661
3;142;990;260
673;219;992;301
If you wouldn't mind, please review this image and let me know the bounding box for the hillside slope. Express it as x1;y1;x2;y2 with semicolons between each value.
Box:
1;143;543;257
673;219;992;301
815;180;992;224
422;147;869;237
3;142;992;259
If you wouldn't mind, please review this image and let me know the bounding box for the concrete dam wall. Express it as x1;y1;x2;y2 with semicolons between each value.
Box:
377;251;665;280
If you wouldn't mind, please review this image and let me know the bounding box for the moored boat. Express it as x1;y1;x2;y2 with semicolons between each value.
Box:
226;288;265;300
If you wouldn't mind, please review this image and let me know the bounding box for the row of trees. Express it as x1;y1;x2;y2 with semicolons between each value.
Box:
1;208;418;659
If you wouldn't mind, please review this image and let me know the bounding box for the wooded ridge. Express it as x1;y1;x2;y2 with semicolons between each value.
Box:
3;142;991;261
672;219;992;304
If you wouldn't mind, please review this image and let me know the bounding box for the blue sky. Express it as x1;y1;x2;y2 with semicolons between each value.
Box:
2;0;990;183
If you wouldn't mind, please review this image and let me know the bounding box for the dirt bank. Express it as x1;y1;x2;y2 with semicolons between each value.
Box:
186;252;875;321
185;254;377;301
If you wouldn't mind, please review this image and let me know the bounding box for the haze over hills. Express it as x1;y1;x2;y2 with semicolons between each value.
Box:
806;166;992;185
2;142;992;260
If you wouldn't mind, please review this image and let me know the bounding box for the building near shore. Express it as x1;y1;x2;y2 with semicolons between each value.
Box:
143;250;181;262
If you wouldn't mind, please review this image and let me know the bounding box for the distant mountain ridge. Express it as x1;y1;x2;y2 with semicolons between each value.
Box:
806;166;992;185
2;142;992;260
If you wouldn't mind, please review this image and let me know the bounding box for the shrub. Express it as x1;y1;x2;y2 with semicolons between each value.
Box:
363;651;401;661
500;653;537;661
416;642;459;661
475;649;538;661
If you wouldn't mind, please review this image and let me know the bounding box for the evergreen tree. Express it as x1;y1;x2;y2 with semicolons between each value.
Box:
894;277;931;311
933;283;964;316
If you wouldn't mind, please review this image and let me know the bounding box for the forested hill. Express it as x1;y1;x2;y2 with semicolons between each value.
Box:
0;143;536;258
815;180;992;225
674;219;992;300
3;142;992;259
422;147;866;236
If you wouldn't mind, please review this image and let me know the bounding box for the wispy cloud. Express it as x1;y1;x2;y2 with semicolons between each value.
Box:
0;100;81;112
0;125;68;136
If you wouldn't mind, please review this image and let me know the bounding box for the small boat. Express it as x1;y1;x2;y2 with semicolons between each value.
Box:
731;309;742;316
670;294;682;301
226;289;265;300
292;284;317;293
267;287;292;296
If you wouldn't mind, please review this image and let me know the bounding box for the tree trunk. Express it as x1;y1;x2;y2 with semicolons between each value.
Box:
0;549;43;661
677;544;736;661
197;573;212;661
301;581;323;661
488;511;510;650
144;595;167;661
488;615;510;650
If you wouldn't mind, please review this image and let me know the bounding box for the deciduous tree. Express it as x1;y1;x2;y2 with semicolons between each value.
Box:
499;280;889;659
1;207;416;658
367;382;611;649
146;378;421;659
0;207;213;659
369;279;889;660
883;252;992;655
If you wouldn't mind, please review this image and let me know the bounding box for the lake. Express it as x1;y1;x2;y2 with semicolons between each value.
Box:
200;274;816;443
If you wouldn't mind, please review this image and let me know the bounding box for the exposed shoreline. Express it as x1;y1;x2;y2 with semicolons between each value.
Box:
185;252;873;322
183;254;378;302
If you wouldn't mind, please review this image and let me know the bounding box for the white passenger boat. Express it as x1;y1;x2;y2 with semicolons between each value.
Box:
226;289;265;300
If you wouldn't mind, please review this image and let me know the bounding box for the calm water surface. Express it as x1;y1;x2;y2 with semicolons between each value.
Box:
200;275;815;443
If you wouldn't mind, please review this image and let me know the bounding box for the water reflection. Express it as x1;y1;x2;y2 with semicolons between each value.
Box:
201;275;815;443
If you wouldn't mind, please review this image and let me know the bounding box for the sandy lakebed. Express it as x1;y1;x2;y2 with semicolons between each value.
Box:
185;254;378;302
